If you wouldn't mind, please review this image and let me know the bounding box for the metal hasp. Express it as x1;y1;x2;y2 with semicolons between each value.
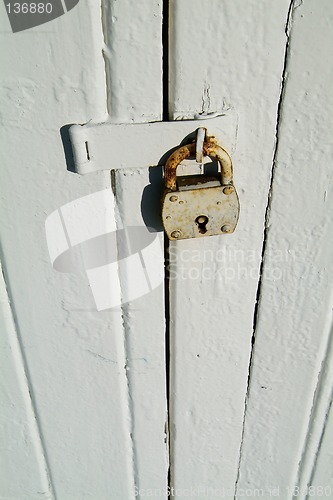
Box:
161;131;240;240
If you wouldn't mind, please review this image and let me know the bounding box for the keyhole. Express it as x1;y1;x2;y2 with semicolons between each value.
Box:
195;215;209;234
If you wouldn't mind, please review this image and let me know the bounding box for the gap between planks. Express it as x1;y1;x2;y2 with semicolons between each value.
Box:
0;259;57;499
162;0;173;496
293;311;333;498
233;1;296;498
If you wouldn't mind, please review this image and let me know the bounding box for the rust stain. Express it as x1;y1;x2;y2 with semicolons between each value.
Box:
202;140;233;186
164;143;196;191
164;136;233;191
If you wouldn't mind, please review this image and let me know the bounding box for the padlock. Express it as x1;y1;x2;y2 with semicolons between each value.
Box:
161;135;240;240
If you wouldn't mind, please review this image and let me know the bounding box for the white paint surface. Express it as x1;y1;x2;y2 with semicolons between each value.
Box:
168;0;293;496
0;262;54;499
0;1;143;497
101;0;163;122
235;2;333;497
310;401;333;495
102;1;169;497
1;0;332;498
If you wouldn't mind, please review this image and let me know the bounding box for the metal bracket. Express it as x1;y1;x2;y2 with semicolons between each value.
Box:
195;127;206;164
69;113;238;175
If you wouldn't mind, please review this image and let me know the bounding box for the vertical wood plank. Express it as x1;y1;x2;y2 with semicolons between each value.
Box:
236;1;333;497
0;2;136;498
309;402;333;495
0;262;54;499
102;0;163;122
294;317;333;498
103;1;168;497
113;169;167;495
169;0;291;495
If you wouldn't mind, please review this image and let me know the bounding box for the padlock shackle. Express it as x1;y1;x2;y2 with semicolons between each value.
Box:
164;139;233;191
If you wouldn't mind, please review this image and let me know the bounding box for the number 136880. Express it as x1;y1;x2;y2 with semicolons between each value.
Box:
6;3;53;14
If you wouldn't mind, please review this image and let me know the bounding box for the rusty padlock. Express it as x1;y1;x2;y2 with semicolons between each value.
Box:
161;135;240;240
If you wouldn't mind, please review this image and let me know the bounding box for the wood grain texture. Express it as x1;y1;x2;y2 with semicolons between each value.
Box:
112;168;168;496
310;401;333;495
103;1;168;497
168;0;291;496
0;262;54;499
1;0;332;497
102;0;163;122
0;2;135;498
236;1;333;497
294;313;333;498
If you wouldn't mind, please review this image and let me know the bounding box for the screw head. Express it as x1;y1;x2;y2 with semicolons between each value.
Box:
179;200;185;205
223;186;234;195
217;201;222;205
221;224;232;233
165;215;171;220
169;195;178;202
196;216;208;224
171;230;182;239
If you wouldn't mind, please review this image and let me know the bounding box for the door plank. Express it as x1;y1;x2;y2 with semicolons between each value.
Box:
236;1;333;497
112;169;167;495
0;262;54;499
102;0;163;122
310;401;333;495
103;1;168;497
0;2;137;498
296;317;333;497
168;0;291;495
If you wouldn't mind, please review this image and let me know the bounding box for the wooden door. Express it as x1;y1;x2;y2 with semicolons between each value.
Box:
1;1;332;499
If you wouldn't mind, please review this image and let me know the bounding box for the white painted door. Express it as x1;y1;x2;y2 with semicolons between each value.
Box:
1;1;332;499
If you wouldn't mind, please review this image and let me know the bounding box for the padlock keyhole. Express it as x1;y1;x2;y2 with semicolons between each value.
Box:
195;215;209;234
